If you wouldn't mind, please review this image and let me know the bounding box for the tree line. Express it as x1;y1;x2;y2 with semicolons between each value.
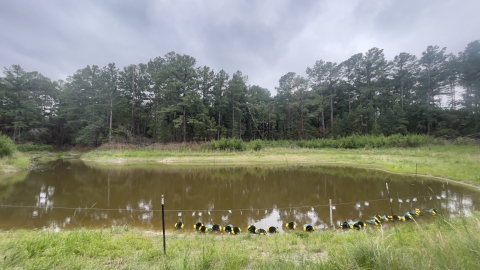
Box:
0;40;479;146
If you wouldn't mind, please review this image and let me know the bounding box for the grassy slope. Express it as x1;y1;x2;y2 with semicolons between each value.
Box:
0;151;70;175
82;145;480;184
1;214;480;269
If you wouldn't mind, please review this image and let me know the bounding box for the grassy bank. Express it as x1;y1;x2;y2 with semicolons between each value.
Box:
0;152;31;175
82;144;480;184
1;214;479;269
0;151;68;175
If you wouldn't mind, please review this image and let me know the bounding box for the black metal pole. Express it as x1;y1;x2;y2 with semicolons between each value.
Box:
386;183;395;229
162;194;166;255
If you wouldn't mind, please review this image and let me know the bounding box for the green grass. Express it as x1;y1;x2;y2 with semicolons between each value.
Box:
0;152;31;175
1;214;480;269
82;144;480;184
15;144;54;152
0;150;65;175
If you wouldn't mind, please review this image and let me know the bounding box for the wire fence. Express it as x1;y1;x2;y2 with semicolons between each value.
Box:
0;193;452;214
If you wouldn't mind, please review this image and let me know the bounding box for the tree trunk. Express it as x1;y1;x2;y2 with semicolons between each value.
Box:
451;82;455;110
400;80;404;108
61;125;65;145
330;85;334;127
287;98;291;139
109;94;113;144
183;106;186;143
131;69;135;136
321;111;325;138
348;90;351;113
427;69;431;135
299;95;304;140
231;102;235;138
217;110;221;140
154;92;158;143
172;112;176;142
268;105;271;140
238;113;241;139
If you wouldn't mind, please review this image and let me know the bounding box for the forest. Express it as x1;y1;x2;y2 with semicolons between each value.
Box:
0;40;479;147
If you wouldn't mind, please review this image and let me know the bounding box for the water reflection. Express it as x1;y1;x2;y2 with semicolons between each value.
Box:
0;160;479;232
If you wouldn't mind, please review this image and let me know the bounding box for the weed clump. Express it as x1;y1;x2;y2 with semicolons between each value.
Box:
211;138;246;151
0;134;16;157
248;139;264;151
16;144;53;152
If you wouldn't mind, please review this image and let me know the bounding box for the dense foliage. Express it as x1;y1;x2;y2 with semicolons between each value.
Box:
1;40;479;146
0;133;16;157
15;144;54;152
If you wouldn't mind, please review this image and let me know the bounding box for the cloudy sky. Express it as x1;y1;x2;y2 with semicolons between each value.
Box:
1;0;479;94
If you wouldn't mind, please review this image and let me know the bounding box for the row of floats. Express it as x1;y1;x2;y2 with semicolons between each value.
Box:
342;208;437;230
174;208;438;235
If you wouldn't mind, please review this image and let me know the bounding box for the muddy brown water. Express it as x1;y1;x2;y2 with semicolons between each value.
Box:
0;159;478;232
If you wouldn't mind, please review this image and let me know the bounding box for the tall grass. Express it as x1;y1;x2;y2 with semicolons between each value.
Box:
0;152;30;175
1;214;480;269
15;144;54;152
211;134;443;150
96;134;449;153
211;138;246;151
263;134;440;149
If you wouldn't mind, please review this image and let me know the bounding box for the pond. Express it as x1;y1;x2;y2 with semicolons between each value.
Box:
0;159;478;232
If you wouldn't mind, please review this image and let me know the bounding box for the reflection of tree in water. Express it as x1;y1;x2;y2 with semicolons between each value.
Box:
0;160;478;230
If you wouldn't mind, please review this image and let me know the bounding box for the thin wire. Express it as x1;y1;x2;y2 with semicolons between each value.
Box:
0;194;445;213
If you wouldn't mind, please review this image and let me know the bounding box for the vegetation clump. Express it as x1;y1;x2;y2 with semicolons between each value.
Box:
248;139;264;151
293;134;437;149
0;134;16;158
211;138;246;151
15;144;54;152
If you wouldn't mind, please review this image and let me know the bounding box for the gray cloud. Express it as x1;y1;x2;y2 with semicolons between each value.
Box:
1;0;479;94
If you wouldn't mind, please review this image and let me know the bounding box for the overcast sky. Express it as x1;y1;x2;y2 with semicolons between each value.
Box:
1;0;479;94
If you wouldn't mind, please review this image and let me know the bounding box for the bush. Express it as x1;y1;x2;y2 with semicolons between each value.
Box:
16;144;53;152
452;137;475;145
0;134;17;157
248;139;264;151
211;138;246;151
209;134;438;151
262;134;437;150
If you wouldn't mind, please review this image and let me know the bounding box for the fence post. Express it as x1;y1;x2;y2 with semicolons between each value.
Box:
386;183;395;229
162;194;166;255
329;198;333;228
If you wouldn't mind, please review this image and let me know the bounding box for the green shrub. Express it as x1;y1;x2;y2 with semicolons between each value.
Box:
248;139;264;151
16;144;53;152
452;137;473;145
211;138;246;151
208;134;438;151
263;134;437;149
0;134;17;157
